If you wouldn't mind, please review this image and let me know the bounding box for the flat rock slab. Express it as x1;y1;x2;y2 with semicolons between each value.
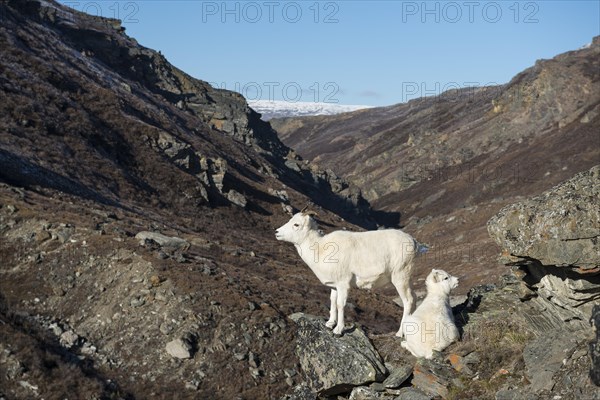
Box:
349;386;399;400
523;330;578;393
135;231;189;250
411;357;457;399
395;387;433;400
165;338;192;359
382;363;413;388
290;313;387;396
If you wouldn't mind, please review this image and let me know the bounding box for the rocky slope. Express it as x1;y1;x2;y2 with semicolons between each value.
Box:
272;38;600;291
0;0;377;228
0;1;396;399
279;166;599;400
1;1;598;399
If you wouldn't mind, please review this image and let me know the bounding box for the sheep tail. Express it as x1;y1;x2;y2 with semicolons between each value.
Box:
414;239;429;255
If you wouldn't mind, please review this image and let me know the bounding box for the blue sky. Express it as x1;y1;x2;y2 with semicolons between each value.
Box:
58;1;599;106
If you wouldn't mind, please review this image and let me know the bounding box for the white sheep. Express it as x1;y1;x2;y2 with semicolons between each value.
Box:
275;209;417;336
401;269;459;359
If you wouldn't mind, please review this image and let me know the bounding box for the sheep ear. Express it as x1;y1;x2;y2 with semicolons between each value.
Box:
299;203;317;217
431;270;441;282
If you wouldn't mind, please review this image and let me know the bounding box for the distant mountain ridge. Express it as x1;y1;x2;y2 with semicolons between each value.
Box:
249;100;372;120
0;0;382;228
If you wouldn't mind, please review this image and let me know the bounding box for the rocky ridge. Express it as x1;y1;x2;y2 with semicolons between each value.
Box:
0;0;377;228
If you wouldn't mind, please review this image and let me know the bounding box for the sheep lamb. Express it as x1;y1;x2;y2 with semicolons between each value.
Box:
401;269;460;359
275;209;418;336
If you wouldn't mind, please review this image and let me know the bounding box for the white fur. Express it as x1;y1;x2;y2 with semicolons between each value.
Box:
275;212;416;336
401;269;459;359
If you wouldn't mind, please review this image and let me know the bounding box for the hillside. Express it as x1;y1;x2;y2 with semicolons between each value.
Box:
1;1;598;399
272;37;600;288
0;1;393;398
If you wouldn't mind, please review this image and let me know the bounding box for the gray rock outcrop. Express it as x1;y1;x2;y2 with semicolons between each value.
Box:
226;189;247;208
488;165;600;331
522;330;579;392
289;313;387;396
486;166;600;397
135;231;190;251
488;166;599;269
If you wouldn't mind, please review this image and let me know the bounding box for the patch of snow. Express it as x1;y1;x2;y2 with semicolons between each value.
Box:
249;100;373;121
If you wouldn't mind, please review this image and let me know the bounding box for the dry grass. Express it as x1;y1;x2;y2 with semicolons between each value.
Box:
446;319;533;400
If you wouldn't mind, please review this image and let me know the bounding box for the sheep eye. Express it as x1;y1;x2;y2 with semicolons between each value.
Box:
293;223;299;227
444;276;449;280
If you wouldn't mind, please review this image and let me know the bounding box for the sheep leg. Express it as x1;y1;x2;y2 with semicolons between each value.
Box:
326;289;337;329
333;286;348;335
392;272;414;337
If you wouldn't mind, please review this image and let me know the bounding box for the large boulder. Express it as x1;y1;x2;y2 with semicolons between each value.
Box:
488;165;599;269
487;166;600;330
289;313;387;396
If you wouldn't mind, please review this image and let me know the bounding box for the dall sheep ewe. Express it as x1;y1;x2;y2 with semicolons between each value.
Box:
275;209;418;336
401;269;459;359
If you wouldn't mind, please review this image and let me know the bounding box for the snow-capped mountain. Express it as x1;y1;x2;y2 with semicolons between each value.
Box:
249;100;373;120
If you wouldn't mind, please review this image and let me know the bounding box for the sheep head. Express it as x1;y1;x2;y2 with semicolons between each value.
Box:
275;212;318;244
425;269;459;295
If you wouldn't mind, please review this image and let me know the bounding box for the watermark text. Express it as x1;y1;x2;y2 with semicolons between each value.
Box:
62;1;140;23
401;1;540;24
201;1;340;23
210;81;340;103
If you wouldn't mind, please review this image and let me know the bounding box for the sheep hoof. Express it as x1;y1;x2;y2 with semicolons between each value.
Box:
400;341;408;349
325;320;336;329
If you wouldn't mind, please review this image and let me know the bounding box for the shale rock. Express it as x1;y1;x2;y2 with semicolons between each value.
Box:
135;231;190;251
411;357;457;399
382;362;413;388
289;313;387;396
487;166;600;328
522;330;579;392
488;165;599;269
